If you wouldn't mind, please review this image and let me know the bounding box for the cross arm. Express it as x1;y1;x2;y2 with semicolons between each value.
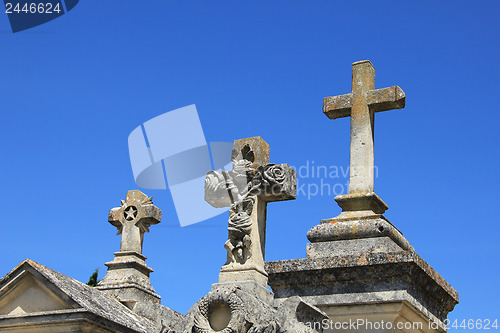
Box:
108;198;162;233
323;86;405;119
108;208;123;235
323;93;352;120
258;164;296;202
367;86;405;112
138;205;162;232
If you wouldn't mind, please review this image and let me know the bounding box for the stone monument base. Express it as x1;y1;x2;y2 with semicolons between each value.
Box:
266;251;458;333
97;251;161;321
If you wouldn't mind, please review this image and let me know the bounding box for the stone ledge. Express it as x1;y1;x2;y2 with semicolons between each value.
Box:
96;283;160;300
334;192;388;215
306;218;413;252
0;309;146;332
265;251;458;322
306;237;404;258
212;280;274;305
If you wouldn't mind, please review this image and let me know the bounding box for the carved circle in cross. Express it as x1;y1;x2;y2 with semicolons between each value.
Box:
123;206;138;221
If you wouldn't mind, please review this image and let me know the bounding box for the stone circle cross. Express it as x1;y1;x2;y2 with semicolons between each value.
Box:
108;190;162;254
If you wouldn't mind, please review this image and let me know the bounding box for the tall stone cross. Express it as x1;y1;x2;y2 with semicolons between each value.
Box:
205;137;296;288
323;60;405;194
108;190;162;254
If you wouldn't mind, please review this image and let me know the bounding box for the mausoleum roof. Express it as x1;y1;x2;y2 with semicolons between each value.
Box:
0;259;157;332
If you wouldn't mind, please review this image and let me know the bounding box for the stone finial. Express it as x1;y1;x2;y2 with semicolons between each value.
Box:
97;190;162;320
324;60;404;194
307;60;413;249
108;190;161;254
307;60;412;255
204;137;296;296
321;60;405;221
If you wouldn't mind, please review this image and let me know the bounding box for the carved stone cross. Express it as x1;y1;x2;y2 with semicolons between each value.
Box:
323;60;405;194
205;137;296;287
108;190;162;254
98;190;163;314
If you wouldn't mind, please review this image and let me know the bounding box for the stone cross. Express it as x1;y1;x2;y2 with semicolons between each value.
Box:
98;190;162;317
204;137;296;287
323;60;405;193
108;190;162;254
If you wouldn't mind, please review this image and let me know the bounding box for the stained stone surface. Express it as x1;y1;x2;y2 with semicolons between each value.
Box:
306;237;403;258
306;217;414;255
266;251;459;326
276;296;329;333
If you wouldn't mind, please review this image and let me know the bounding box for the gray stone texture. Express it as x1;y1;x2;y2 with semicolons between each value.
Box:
266;251;459;325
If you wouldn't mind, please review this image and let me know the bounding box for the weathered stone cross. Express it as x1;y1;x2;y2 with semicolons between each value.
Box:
108;190;162;254
98;190;162;314
307;61;409;248
323;60;405;194
204;137;296;288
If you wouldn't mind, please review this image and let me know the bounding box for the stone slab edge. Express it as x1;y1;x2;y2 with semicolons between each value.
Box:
265;251;458;303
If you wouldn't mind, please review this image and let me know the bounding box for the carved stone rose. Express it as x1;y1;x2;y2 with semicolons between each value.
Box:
262;164;286;186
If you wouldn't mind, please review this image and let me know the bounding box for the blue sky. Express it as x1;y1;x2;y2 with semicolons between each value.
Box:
1;0;499;324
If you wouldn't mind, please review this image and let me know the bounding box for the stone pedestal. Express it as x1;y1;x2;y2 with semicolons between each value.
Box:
97;251;161;319
266;193;459;333
212;280;274;306
266;251;458;332
96;190;168;324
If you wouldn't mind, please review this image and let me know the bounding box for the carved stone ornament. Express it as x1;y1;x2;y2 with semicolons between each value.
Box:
183;285;325;333
193;287;246;333
205;144;288;266
188;286;282;333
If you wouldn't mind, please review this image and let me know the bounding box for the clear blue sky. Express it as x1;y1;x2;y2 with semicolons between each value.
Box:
1;0;499;324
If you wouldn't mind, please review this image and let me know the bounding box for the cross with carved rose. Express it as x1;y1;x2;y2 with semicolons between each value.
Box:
204;137;296;287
